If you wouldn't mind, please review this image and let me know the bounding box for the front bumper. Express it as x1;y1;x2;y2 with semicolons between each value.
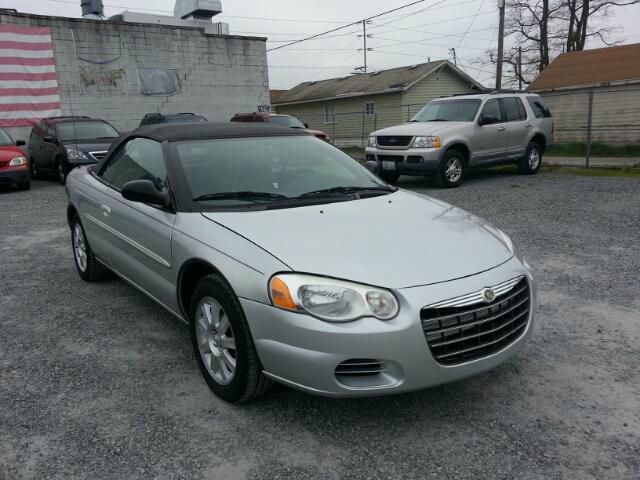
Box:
0;168;30;185
242;257;537;397
365;146;443;175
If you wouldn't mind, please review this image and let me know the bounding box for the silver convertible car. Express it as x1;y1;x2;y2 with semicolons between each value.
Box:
65;123;536;403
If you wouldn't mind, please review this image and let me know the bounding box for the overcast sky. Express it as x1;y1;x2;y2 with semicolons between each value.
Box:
8;0;640;89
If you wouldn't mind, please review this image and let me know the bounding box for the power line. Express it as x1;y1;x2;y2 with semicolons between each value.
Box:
456;0;486;48
267;0;447;52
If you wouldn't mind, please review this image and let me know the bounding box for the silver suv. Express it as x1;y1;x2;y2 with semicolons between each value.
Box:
365;92;553;187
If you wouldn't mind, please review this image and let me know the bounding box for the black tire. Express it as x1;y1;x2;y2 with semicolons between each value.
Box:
56;158;67;185
518;142;542;175
30;158;40;179
17;181;31;191
435;150;465;188
379;171;400;183
70;215;110;282
189;274;272;403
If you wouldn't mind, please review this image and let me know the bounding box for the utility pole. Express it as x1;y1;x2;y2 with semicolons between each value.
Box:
496;0;505;90
357;20;373;73
518;46;522;91
449;48;457;67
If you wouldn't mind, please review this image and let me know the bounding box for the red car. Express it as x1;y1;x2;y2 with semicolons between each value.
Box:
0;127;30;191
230;112;331;142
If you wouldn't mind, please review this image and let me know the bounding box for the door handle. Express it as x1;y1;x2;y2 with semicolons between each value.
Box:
497;127;506;132
524;123;533;128
100;205;111;217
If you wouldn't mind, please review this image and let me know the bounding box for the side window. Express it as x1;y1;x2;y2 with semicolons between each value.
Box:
480;99;503;122
502;97;527;122
364;102;375;115
29;124;41;141
100;138;166;191
526;96;552;118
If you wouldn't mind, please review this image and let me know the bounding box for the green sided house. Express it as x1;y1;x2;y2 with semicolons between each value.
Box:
273;60;484;147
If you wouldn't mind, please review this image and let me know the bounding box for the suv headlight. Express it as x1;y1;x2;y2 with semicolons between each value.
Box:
9;156;28;166
65;147;89;161
367;136;376;147
269;274;399;322
413;136;441;148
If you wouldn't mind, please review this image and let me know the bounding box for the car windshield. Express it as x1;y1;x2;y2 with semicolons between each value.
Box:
166;115;208;124
0;128;14;146
411;99;482;122
268;116;306;129
57;121;119;142
175;135;390;208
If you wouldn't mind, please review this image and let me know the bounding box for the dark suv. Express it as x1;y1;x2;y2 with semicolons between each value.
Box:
28;116;120;184
139;113;208;126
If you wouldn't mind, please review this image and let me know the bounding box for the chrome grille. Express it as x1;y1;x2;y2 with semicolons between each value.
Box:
89;151;108;162
376;136;413;147
421;277;530;365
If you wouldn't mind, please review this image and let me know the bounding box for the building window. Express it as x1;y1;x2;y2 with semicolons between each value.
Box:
365;102;375;115
324;106;337;124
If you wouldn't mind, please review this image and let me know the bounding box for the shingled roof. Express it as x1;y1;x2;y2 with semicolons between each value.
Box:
273;60;484;105
529;43;640;91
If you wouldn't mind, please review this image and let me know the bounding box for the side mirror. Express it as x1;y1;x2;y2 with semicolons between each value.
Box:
15;140;26;147
478;115;498;126
304;123;309;129
121;179;171;209
364;160;379;175
43;136;54;143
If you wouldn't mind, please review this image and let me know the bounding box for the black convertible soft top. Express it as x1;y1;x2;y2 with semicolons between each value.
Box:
96;122;311;171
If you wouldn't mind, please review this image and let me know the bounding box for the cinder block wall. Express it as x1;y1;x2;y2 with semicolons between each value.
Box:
1;12;270;143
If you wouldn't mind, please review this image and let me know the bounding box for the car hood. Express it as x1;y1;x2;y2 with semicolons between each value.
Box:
63;138;119;153
202;190;513;289
373;122;467;137
0;146;26;160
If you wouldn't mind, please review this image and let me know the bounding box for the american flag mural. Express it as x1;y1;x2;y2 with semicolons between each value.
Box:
0;24;61;127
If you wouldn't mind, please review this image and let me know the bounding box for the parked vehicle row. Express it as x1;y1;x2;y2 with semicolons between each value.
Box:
365;91;553;187
0;127;30;191
65;121;536;403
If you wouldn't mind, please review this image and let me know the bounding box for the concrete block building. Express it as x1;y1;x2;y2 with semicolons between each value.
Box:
0;7;269;142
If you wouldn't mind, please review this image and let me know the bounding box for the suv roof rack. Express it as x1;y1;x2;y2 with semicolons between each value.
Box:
49;116;91;120
489;89;524;94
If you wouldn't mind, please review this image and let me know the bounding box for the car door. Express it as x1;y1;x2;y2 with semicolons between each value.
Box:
473;98;508;164
96;137;176;306
40;121;58;171
27;123;42;165
501;97;530;160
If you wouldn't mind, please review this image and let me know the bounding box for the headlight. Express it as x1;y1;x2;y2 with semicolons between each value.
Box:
65;147;89;161
8;156;27;166
412;136;441;148
269;274;399;322
367;136;376;147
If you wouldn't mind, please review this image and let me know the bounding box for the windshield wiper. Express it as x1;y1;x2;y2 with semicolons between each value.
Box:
297;185;396;199
193;191;289;202
428;118;449;122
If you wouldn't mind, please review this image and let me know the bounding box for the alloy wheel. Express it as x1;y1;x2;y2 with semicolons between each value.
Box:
445;157;463;183
195;297;237;385
73;223;88;272
58;162;65;184
528;148;540;170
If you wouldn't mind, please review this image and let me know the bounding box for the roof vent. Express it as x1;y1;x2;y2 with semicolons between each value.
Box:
388;82;407;89
81;0;104;19
371;71;381;76
174;0;222;21
408;64;420;70
308;81;317;86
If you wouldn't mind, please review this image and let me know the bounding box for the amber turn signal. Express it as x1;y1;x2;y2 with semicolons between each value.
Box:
270;276;298;311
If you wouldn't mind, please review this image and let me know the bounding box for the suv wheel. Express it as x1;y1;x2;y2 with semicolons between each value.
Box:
56;159;67;185
30;158;40;179
519;142;542;175
190;274;272;403
435;150;465;188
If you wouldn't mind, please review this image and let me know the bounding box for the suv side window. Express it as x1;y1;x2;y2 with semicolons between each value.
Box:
30;122;42;141
100;138;166;191
502;97;527;122
480;99;504;123
526;96;552;118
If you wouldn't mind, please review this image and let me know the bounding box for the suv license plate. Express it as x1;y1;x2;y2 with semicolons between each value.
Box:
382;161;396;171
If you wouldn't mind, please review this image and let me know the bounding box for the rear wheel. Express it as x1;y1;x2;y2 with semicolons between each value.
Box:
190;274;272;403
56;158;67;185
518;142;542;175
71;215;109;282
435;150;465;188
30;158;40;179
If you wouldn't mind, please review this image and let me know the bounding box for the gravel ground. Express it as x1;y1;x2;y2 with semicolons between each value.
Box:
1;170;639;480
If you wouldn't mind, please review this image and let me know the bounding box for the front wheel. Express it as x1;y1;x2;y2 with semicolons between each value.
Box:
518;142;542;175
56;159;67;185
190;274;272;403
71;216;109;282
30;158;40;179
435;150;465;188
17;181;31;191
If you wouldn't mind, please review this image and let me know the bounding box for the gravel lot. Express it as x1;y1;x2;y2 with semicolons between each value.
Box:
1;170;639;480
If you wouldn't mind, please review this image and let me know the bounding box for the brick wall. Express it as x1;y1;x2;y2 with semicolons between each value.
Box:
1;12;270;143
